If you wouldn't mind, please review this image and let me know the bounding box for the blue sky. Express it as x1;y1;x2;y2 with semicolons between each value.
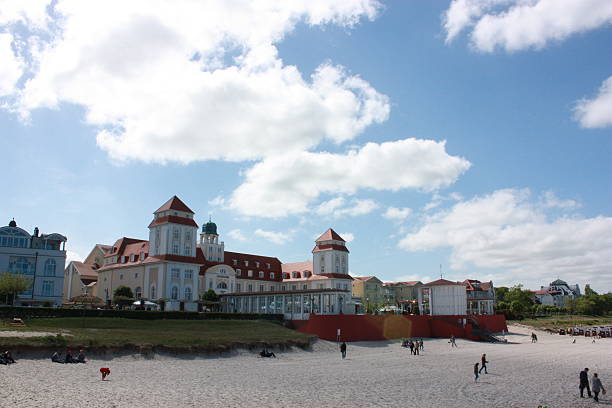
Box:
1;1;611;292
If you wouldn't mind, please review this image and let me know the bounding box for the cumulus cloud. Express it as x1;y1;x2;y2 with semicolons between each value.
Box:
230;138;471;217
574;76;612;129
227;229;246;241
316;197;379;218
339;232;355;243
443;0;612;52
0;33;23;96
254;229;291;245
2;0;388;162
399;188;612;289
383;207;412;221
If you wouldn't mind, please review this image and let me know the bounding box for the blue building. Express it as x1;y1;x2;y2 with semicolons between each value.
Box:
0;219;67;306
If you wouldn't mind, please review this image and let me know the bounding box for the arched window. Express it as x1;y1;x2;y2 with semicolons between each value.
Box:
135;287;142;298
150;285;156;299
217;282;228;289
171;286;178;300
184;287;192;300
9;257;34;275
44;259;56;276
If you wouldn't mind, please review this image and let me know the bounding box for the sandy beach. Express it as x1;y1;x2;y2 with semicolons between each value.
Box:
1;325;610;408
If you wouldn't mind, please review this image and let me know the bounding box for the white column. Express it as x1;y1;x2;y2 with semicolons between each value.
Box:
144;267;150;298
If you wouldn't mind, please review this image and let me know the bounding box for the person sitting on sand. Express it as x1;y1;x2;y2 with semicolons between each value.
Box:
51;352;64;364
259;348;276;358
77;349;86;363
64;349;78;364
2;351;16;364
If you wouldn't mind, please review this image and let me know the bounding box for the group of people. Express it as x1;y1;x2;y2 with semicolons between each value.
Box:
51;349;87;364
580;368;607;402
473;353;489;382
0;351;16;365
401;338;423;355
259;347;276;358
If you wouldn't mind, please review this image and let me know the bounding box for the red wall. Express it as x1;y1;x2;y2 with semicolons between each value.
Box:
292;314;507;342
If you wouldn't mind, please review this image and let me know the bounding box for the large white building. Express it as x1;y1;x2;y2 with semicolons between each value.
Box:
0;219;67;306
94;196;354;318
535;279;581;307
418;279;467;316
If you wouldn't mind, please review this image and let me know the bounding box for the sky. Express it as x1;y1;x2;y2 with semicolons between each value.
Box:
1;0;611;292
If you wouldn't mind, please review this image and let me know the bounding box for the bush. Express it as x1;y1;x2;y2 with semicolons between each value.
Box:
0;306;284;321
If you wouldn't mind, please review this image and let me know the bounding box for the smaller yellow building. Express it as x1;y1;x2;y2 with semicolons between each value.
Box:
352;276;385;310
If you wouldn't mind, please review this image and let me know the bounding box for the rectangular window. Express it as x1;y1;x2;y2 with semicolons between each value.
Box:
266;263;270;269
259;271;264;278
248;284;253;292
236;284;241;292
184;270;193;280
184;231;191;241
303;284;307;290
292;285;297;290
233;259;238;265
255;261;260;267
281;285;286;291
270;272;275;279
248;270;253;277
244;260;249;266
236;269;241;276
183;245;191;256
171;269;180;279
172;244;179;254
42;280;54;296
259;285;264;292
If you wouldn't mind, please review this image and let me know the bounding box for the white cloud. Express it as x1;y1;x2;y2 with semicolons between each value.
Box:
574;76;612;129
424;192;464;211
0;0;52;28
230;138;471;217
339;232;355;242
65;250;82;264
227;229;246;241
316;197;378;218
541;191;579;210
443;0;612;52
254;228;291;245
208;195;225;207
383;207;412;221
399;188;612;289
0;33;23;96
4;0;388;163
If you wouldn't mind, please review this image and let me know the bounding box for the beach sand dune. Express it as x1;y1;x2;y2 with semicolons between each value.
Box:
1;325;609;408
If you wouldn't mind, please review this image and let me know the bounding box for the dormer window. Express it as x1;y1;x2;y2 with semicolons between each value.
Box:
233;259;237;266
121;256;127;264
236;269;241;276
270;272;274;279
266;263;270;269
130;254;136;262
140;252;145;261
248;270;253;277
258;271;264;278
255;261;260;267
244;260;249;266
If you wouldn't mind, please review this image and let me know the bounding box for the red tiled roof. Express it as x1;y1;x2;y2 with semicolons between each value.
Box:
312;244;349;253
423;278;464;286
353;276;376;281
281;261;313;273
402;281;422;286
315;228;345;242
154;196;194;214
105;237;148;257
282;273;353;282
148;215;198;228
72;262;98;279
222;251;283;282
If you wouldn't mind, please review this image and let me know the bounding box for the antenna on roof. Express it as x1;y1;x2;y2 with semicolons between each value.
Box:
440;264;442;279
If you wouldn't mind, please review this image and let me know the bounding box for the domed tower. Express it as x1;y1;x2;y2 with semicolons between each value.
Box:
200;217;224;262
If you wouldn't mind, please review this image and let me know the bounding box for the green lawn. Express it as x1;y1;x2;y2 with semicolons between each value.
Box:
512;315;612;331
0;318;314;351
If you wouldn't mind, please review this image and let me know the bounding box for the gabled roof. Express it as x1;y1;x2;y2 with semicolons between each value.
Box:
315;228;345;242
281;261;313;273
72;262;99;279
353;276;381;283
423;278;464;286
154;196;194;214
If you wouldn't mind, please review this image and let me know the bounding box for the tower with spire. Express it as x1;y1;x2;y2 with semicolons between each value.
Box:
200;217;224;262
312;228;349;276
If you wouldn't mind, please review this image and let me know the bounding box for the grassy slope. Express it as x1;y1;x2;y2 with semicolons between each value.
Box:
0;318;314;350
511;315;612;331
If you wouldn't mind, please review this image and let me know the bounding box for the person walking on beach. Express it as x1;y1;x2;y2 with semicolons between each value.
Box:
340;342;347;360
531;332;538;343
414;341;420;355
474;363;480;383
450;335;457;348
479;354;488;374
420;339;424;351
409;340;414;355
592;373;606;402
580;368;592;398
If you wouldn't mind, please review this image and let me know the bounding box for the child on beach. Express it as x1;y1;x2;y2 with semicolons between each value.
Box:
100;367;111;380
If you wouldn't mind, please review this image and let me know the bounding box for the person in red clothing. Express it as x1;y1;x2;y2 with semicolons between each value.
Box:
100;367;111;380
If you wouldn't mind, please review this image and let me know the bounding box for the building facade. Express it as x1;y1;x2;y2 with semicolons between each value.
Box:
0;220;67;306
352;276;385;308
63;244;110;300
463;279;496;315
418;279;467;316
535;279;581;307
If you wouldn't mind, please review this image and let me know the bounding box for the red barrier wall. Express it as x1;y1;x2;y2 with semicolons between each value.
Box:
292;314;507;342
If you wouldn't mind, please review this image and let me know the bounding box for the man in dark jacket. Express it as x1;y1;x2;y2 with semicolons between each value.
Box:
340;342;347;359
580;368;592;398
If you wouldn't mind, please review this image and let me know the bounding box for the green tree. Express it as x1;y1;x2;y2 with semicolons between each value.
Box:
114;285;134;298
495;286;509;302
584;285;598;296
0;272;33;305
202;289;220;302
506;285;534;309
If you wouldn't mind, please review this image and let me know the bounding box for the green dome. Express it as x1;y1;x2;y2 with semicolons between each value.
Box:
202;220;217;235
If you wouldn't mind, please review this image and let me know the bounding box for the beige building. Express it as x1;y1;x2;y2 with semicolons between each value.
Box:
63;244;111;300
352;276;385;308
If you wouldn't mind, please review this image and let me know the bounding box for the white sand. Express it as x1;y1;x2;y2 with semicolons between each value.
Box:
1;325;610;408
0;330;60;337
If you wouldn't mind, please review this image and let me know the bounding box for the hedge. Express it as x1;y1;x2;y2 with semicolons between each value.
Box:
0;306;284;321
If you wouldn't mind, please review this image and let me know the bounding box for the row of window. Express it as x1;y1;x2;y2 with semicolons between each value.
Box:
232;259;271;269
235;269;275;279
171;269;194;279
8;257;57;276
